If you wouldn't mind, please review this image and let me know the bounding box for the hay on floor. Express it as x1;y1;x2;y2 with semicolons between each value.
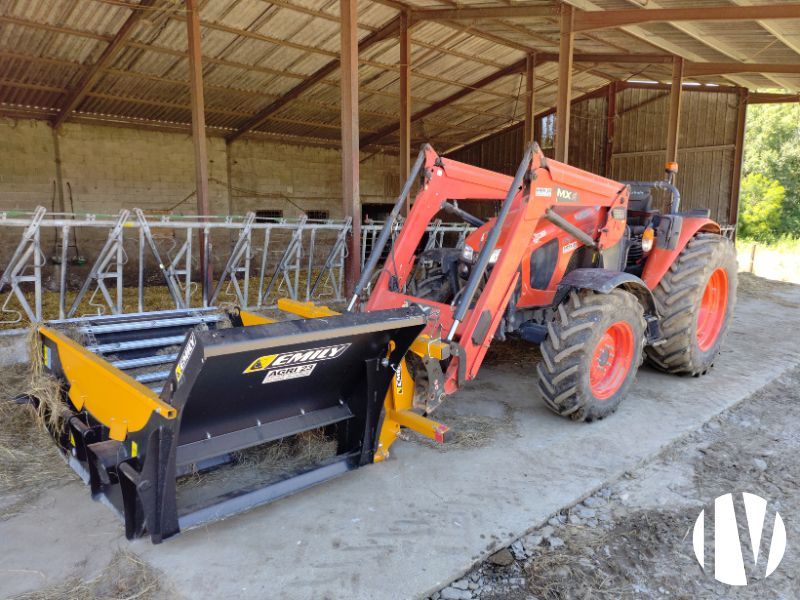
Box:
7;549;183;600
0;363;76;521
176;428;338;492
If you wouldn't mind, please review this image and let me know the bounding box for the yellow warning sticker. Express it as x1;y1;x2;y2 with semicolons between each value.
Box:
131;441;138;458
243;355;277;374
175;364;182;381
70;432;75;447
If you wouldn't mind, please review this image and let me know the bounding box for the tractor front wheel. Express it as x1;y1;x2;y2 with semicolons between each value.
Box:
537;289;646;422
645;232;737;375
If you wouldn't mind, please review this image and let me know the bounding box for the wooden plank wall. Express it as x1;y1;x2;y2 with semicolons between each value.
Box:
449;94;609;177
450;84;741;225
607;86;739;224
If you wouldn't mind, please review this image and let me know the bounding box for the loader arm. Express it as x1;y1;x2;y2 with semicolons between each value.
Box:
365;143;631;397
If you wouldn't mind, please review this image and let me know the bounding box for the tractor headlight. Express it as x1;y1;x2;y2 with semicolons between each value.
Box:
489;248;501;265
641;227;655;253
461;244;474;263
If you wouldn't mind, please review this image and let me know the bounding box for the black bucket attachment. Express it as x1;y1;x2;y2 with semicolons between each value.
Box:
38;306;425;543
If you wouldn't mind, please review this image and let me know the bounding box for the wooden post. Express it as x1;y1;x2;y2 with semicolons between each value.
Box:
666;57;684;165
341;0;361;296
605;82;616;178
748;243;757;273
399;12;411;217
524;54;536;145
729;88;748;227
186;0;212;302
555;4;574;164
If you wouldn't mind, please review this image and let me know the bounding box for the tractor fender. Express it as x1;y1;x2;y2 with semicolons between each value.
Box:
557;268;657;316
641;217;721;290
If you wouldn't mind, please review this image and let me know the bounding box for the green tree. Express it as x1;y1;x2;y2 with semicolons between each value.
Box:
738;173;785;240
743;102;800;234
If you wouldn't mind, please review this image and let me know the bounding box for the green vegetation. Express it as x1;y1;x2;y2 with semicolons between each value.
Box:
738;173;784;240
740;101;800;242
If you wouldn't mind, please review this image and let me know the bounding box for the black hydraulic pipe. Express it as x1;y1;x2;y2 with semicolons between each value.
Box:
347;146;428;311
543;208;598;250
447;142;535;341
621;180;681;214
439;201;486;228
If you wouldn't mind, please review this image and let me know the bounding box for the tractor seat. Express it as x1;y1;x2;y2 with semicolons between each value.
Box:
627;186;653;213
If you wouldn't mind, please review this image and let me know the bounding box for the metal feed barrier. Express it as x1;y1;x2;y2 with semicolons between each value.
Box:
0;208;352;326
0;207;474;331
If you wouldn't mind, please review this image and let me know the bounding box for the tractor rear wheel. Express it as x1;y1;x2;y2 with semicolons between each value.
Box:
537;289;645;422
645;232;737;375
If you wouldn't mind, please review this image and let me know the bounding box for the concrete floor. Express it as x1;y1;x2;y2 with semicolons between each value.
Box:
2;291;799;600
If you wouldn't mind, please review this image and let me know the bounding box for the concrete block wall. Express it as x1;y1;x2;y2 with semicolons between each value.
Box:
0;118;400;291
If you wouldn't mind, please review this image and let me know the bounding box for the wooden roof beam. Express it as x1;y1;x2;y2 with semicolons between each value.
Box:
749;92;800;103
226;15;405;144
573;4;800;32
359;57;528;149
411;4;560;22
685;62;800;77
53;0;157;127
536;53;673;64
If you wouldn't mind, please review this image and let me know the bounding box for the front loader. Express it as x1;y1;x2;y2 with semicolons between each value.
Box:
25;142;736;542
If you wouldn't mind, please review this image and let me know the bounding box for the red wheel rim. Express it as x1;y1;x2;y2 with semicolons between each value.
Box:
590;321;635;399
697;267;729;351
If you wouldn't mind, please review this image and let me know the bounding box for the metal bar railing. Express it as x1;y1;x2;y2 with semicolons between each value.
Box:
0;208;354;328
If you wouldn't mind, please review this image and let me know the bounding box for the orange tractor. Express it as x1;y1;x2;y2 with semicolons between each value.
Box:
351;142;737;457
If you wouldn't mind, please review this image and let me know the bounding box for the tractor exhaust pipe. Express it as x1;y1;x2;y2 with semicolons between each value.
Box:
348;146;428;312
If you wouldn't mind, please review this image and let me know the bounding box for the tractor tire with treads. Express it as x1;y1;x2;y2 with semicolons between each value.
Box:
414;267;454;304
646;232;737;375
537;289;646;422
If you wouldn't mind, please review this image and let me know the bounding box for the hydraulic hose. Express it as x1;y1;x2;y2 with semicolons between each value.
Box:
446;142;535;341
347;146;427;312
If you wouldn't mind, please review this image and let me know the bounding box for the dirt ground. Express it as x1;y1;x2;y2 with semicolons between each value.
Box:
431;366;800;600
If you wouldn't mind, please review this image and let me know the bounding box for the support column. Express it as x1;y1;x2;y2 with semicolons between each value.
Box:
524;54;536;145
666;57;684;165
729;88;749;228
340;0;361;296
186;0;212;302
555;4;574;164
399;12;411;216
605;82;616;178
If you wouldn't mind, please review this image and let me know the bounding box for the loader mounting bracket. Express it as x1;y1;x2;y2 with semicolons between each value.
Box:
449;341;467;387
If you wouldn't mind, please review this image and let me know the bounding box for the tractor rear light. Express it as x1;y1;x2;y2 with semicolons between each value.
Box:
489;248;501;265
641;227;655;253
458;262;470;279
461;244;474;263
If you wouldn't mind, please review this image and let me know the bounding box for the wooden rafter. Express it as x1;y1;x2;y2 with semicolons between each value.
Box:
226;16;404;143
53;0;158;127
573;4;800;32
359;58;528;148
